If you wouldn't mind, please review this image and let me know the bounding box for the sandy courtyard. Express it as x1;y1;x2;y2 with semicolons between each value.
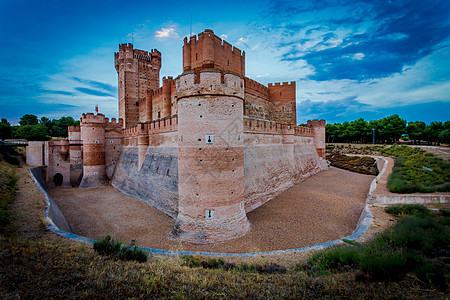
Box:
49;167;374;253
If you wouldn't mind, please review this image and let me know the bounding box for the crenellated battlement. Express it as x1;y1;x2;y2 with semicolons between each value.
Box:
105;117;124;127
122;115;178;137
268;81;295;87
307;119;326;127
245;77;269;97
81;113;106;124
176;69;244;100
163;76;173;84
183;29;245;76
151;86;164;98
118;43;133;52
244;117;293;135
68;125;80;132
295;125;315;137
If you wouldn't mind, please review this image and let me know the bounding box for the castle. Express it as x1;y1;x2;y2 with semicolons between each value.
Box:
27;29;327;244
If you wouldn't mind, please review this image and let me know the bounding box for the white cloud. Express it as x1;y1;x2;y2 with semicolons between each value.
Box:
236;37;248;45
155;27;179;40
220;34;228;39
352;53;365;60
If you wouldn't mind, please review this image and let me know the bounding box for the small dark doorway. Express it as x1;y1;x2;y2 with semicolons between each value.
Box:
53;173;63;186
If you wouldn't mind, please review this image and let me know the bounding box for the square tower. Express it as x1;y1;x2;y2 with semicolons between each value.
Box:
115;44;161;128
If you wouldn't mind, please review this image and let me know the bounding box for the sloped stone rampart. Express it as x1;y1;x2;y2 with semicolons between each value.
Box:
244;141;322;212
112;146;179;218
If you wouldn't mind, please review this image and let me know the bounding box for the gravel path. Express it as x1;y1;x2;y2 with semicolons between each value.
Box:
49;167;374;253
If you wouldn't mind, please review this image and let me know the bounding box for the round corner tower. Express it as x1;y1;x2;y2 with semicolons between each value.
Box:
79;113;108;188
307;119;326;160
174;69;250;244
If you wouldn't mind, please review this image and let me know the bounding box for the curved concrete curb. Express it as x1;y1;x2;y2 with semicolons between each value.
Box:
30;163;383;257
29;167;73;233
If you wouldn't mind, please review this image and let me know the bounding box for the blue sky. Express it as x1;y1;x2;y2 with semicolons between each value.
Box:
0;0;449;125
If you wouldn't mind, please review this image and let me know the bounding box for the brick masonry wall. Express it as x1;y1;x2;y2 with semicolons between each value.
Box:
175;70;250;244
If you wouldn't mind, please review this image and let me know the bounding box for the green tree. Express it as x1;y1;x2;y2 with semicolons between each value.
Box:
337;121;351;143
0;122;12;140
325;124;339;143
348;118;371;143
438;129;450;145
51;116;79;137
379;114;406;143
369;119;383;144
14;124;50;141
425;121;444;145
444;121;450;130
19;114;38;126
406;121;426;144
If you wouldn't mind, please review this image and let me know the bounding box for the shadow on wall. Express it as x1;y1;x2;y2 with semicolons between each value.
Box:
29;166;73;233
53;173;63;186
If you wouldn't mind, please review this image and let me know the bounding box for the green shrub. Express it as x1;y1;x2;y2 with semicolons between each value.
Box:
359;248;423;281
298;210;449;288
182;255;201;268
439;208;450;217
415;260;448;290
383;145;450;193
93;235;148;263
93;235;122;256
119;245;148;263
378;216;449;255
385;204;430;217
305;246;360;275
437;183;450;192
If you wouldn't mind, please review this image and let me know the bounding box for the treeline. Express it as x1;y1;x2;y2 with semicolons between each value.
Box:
326;114;450;145
0;114;79;141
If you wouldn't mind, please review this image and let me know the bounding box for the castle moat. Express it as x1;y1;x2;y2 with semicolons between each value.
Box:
48;167;373;253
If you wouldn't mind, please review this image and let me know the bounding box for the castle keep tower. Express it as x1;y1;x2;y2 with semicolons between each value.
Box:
79;113;108;188
175;32;251;244
183;29;245;76
115;44;161;128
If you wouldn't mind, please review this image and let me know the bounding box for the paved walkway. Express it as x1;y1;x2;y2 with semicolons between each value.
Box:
49;167;374;253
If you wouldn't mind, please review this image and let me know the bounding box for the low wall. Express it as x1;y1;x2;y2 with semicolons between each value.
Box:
29;166;73;233
370;193;450;204
112;146;179;218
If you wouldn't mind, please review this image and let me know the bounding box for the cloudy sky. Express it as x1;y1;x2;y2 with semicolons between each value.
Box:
0;0;449;125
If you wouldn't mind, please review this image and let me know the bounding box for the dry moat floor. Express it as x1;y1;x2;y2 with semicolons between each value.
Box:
49;167;374;253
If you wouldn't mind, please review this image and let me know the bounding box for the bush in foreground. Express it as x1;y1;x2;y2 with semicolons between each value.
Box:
302;206;449;290
93;235;148;263
385;204;430;217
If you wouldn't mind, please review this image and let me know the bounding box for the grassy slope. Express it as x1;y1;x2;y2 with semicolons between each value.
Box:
0;154;448;298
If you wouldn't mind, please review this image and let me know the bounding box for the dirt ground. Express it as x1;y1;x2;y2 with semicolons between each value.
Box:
48;167;374;254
